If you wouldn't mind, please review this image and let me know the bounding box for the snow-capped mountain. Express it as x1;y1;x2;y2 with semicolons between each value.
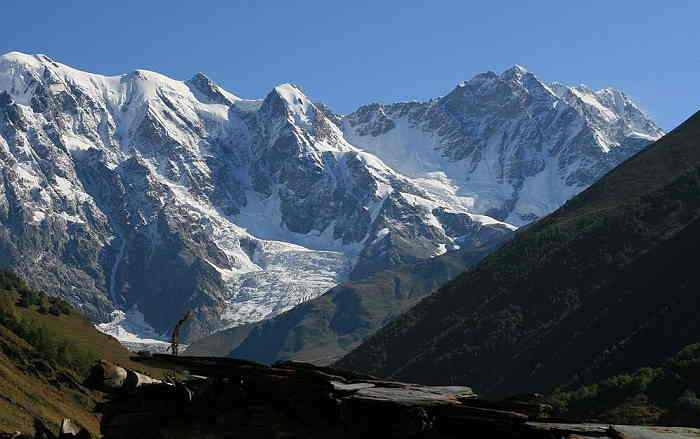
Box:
342;66;663;225
0;52;661;343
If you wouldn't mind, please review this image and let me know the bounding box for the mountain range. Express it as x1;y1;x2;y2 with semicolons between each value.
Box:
0;51;662;343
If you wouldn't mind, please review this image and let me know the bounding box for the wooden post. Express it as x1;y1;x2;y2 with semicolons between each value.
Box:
169;310;192;356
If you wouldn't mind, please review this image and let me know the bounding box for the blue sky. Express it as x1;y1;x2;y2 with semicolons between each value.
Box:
1;1;697;130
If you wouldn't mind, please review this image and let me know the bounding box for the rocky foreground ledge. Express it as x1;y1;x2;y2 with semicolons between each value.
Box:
91;354;700;439
7;354;699;438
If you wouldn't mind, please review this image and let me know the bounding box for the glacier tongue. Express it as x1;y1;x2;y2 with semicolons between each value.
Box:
96;308;170;348
0;52;662;345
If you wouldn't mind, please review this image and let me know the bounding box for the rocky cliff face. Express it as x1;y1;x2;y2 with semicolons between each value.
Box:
0;52;661;343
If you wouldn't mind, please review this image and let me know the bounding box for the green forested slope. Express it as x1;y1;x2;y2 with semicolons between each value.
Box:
551;343;700;427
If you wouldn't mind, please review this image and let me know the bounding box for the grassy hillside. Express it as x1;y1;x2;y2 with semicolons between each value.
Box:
186;236;510;364
0;270;169;435
336;111;700;401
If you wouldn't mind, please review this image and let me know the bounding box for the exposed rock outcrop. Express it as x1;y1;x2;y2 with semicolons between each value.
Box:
83;355;700;439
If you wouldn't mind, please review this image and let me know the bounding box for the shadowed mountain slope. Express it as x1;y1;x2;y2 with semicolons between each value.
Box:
336;111;700;398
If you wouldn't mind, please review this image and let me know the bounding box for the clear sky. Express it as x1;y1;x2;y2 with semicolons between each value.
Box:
1;0;697;130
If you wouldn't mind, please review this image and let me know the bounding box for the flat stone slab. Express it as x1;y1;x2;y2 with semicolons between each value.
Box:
525;422;610;435
614;425;700;439
525;423;700;439
348;385;476;406
330;381;376;392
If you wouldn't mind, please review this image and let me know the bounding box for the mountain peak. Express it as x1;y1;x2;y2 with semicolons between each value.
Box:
273;83;308;102
456;66;531;90
457;71;498;88
596;87;628;101
190;72;211;83
501;64;529;80
508;64;528;73
262;83;314;122
1;51;34;60
186;72;238;104
128;69;165;81
0;51;46;68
